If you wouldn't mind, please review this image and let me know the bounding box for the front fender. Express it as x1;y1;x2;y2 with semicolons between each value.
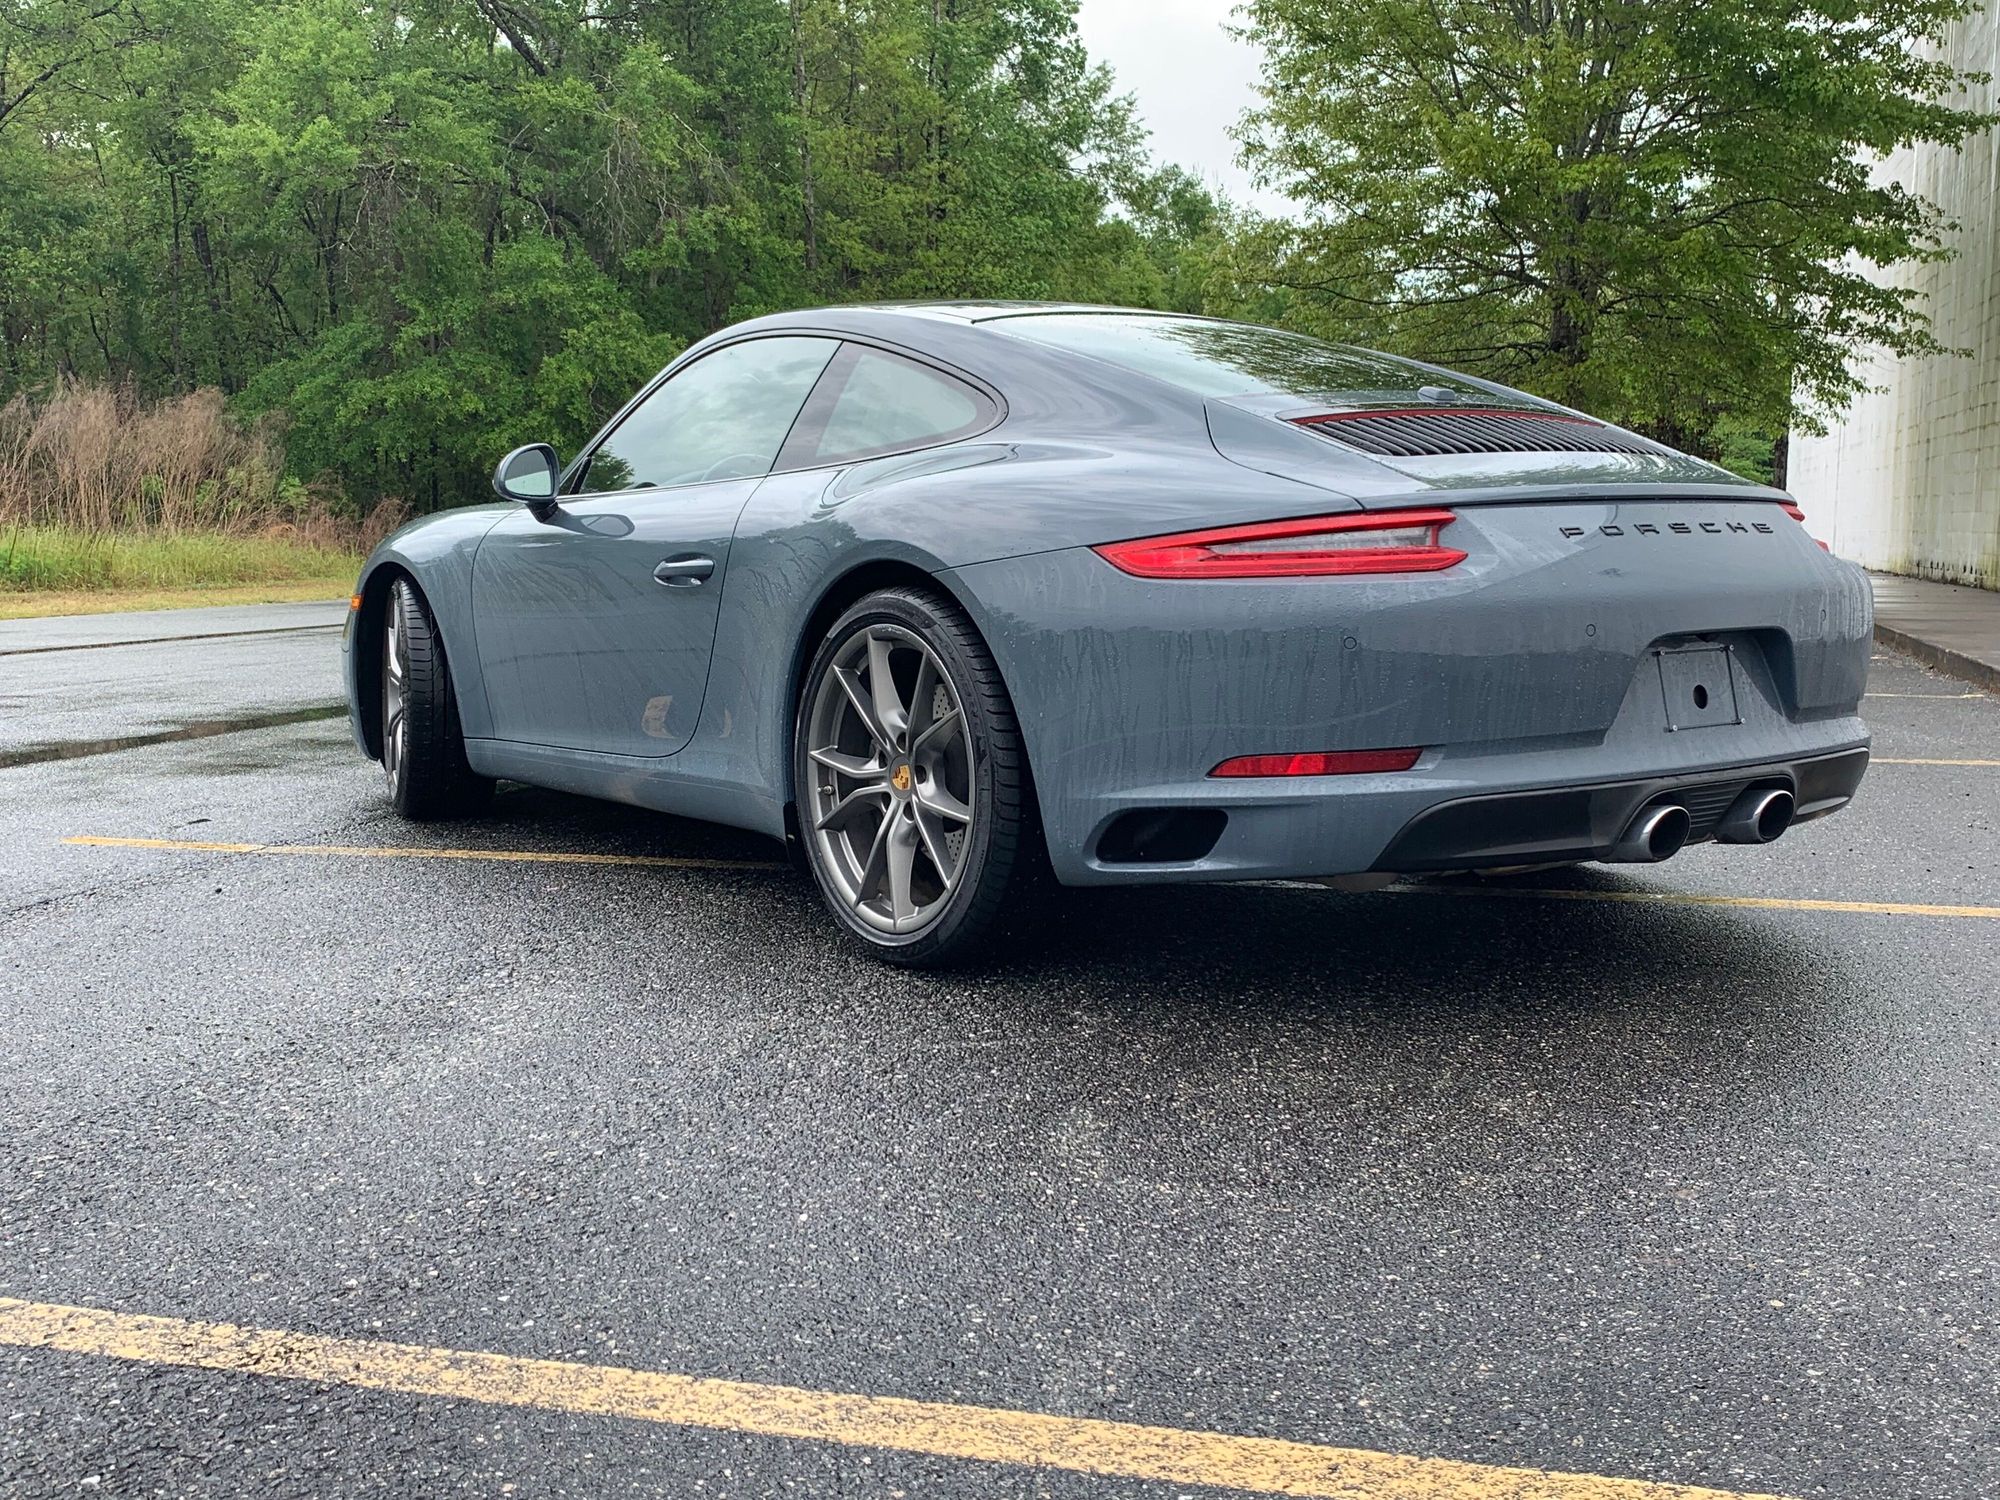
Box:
344;506;508;760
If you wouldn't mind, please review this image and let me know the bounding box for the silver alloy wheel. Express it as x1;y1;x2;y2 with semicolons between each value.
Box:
382;586;408;791
803;623;975;935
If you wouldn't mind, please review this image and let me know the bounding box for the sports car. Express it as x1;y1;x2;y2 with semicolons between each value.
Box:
343;303;1872;964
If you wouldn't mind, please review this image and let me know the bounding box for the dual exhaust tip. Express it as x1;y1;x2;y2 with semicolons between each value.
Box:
1607;787;1794;863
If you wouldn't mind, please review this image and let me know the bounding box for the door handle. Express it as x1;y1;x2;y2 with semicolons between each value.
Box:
653;555;715;587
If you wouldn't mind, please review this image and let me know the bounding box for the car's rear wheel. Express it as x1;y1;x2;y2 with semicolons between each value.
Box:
796;587;1038;966
382;577;493;820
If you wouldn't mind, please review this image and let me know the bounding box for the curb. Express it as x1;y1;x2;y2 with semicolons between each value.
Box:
1873;623;2000;695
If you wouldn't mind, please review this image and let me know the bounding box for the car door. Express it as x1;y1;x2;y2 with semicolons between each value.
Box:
471;334;839;757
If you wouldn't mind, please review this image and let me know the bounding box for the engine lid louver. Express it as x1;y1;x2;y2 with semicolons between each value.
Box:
1295;408;1669;459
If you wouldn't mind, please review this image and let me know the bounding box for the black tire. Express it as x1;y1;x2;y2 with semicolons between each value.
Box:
381;577;493;820
794;586;1043;967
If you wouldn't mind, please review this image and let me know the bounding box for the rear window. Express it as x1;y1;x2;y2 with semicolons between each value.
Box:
988;312;1491;404
809;348;992;464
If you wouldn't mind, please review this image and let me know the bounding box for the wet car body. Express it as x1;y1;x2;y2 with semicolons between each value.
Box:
343;302;1870;890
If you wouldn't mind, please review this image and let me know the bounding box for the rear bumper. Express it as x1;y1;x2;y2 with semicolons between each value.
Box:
1372;746;1868;873
1024;723;1869;886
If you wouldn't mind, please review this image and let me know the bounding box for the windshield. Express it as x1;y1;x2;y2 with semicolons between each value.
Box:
987;312;1500;405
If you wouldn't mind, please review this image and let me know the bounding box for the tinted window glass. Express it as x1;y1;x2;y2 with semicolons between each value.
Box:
580;336;838;492
990;313;1491;403
811;349;992;464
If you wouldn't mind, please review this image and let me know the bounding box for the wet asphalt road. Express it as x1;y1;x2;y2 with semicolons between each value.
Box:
0;603;346;760
0;607;1995;1500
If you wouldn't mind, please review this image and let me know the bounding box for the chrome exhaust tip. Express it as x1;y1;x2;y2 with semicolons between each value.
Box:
1607;804;1691;863
1716;787;1795;845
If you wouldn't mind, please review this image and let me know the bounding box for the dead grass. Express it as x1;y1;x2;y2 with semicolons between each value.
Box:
0;381;408;603
0;379;406;547
1;381;297;531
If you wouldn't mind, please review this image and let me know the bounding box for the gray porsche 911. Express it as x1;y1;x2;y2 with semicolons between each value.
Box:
342;303;1871;964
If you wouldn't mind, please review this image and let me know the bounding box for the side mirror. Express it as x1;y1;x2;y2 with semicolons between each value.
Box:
493;443;560;507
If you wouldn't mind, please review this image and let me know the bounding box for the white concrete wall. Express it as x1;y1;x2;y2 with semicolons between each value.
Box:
1787;5;2000;590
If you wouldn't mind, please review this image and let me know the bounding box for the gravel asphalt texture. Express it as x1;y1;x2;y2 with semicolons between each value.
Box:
0;605;1994;1499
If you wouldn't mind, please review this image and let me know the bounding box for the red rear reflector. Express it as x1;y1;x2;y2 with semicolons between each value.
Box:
1093;509;1465;579
1780;502;1831;550
1210;749;1423;778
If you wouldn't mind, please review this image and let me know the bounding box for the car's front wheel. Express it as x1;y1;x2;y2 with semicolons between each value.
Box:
381;577;493;820
795;587;1040;966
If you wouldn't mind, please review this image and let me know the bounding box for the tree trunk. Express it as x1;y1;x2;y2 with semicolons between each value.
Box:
167;166;187;387
790;0;819;279
190;217;233;390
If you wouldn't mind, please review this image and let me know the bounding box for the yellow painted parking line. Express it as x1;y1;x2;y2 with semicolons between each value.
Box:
1393;884;2000;921
1873;756;2000;766
0;1297;1790;1500
62;835;782;872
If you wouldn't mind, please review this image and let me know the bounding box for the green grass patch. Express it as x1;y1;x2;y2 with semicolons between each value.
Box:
0;579;353;620
0;526;362;594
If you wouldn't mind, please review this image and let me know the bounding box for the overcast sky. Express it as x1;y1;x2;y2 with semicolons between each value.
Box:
1073;0;1290;214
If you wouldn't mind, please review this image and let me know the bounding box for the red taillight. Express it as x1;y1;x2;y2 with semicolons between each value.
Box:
1780;502;1831;551
1210;749;1423;778
1092;508;1465;579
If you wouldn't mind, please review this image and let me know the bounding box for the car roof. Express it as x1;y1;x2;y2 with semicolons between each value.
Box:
818;300;1127;322
693;302;1236;385
717;302;1254;369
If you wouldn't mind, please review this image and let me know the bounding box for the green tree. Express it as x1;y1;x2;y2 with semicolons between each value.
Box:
1233;0;1995;462
0;0;1219;513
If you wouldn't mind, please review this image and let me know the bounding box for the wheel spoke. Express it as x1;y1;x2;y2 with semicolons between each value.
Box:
808;745;883;779
865;631;910;743
831;664;891;753
814;783;890;830
916;783;971;824
386;614;406;685
885;814;919;923
906;654;939;738
911;804;956;889
851;805;895;908
909;705;959;754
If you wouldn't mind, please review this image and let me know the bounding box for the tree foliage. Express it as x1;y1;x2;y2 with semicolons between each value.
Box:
1233;0;1995;458
0;0;1225;510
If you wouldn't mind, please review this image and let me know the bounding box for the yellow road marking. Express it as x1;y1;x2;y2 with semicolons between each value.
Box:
1872;756;2000;766
63;835;782;872
1392;884;2000;921
0;1297;1790;1500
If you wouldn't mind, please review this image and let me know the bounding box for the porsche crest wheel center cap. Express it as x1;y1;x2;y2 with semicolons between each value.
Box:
890;761;914;796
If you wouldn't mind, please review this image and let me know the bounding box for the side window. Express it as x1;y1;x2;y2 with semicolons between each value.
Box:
805;348;996;466
576;336;838;493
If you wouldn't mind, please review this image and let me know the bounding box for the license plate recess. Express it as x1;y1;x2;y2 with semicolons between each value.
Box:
1656;645;1740;731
